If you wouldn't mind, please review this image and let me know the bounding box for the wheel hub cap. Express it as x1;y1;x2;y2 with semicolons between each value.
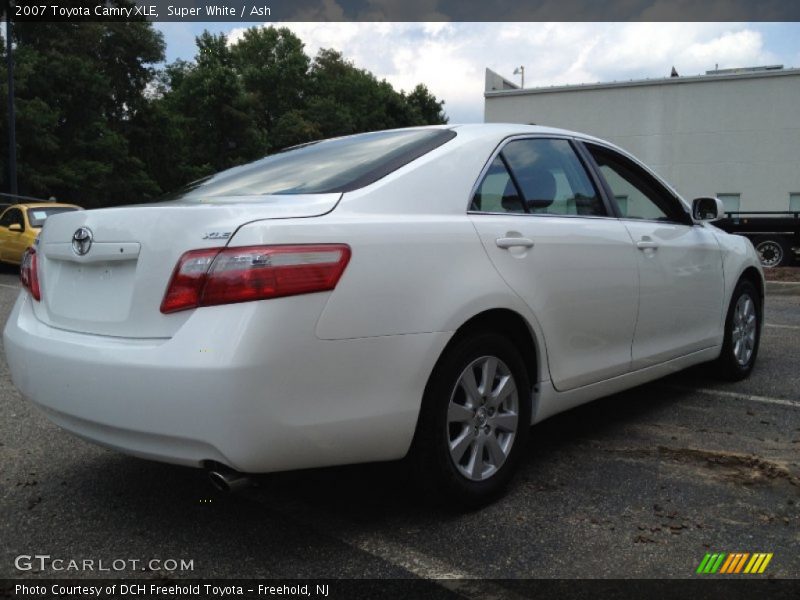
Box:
731;293;757;366
756;242;782;267
446;356;520;482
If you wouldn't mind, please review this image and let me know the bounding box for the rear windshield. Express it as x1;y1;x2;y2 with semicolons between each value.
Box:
27;207;78;228
170;128;456;200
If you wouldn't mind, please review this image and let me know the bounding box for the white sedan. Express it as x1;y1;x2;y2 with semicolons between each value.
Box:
4;124;763;505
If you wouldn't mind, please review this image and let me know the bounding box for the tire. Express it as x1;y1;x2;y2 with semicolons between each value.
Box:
754;236;789;268
714;279;761;381
410;330;531;507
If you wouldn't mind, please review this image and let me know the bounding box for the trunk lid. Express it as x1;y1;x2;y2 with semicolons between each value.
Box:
32;194;340;338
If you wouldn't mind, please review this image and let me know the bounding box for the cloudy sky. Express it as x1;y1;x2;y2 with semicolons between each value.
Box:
154;22;800;122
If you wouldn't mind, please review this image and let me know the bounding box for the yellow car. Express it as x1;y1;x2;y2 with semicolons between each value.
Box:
0;203;82;265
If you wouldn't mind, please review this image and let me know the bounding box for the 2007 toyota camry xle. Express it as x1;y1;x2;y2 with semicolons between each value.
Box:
3;124;763;505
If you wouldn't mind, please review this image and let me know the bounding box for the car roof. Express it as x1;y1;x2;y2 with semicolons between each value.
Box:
444;123;613;147
5;203;81;210
354;123;611;147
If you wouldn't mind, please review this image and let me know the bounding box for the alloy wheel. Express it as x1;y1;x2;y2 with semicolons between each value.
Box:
446;356;519;481
731;293;757;366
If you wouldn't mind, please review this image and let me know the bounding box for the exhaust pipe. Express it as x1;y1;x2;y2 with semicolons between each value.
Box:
206;464;252;493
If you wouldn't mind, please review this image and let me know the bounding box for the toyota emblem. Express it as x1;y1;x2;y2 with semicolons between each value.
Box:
72;227;93;256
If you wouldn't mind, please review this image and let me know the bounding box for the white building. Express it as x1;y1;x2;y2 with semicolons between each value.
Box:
484;66;800;213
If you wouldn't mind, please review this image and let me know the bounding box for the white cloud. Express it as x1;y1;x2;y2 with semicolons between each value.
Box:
212;22;791;123
680;29;775;70
585;24;775;77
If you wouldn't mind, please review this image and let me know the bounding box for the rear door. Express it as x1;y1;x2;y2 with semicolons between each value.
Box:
584;142;725;368
469;137;639;391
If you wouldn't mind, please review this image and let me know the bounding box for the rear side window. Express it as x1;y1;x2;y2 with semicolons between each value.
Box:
470;156;524;214
170;129;456;200
471;138;606;216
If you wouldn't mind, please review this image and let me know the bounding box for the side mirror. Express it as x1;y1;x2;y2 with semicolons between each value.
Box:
692;197;724;222
8;223;23;232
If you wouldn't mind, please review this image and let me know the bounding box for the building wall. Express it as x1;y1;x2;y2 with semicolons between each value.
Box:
484;71;800;212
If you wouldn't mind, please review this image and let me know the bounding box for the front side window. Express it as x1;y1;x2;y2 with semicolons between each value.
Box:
471;138;606;216
587;144;689;224
167;128;456;201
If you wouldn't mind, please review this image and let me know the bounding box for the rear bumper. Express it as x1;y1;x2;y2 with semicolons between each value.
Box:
3;292;449;473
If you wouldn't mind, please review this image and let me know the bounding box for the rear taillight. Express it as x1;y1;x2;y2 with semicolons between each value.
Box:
20;247;41;301
160;244;351;314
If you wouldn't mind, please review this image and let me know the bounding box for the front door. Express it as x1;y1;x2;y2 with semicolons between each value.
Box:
585;142;725;368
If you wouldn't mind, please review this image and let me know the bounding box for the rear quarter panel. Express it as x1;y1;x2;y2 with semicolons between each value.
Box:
228;131;552;377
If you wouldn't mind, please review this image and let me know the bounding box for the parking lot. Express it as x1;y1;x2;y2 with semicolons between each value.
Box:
0;267;798;586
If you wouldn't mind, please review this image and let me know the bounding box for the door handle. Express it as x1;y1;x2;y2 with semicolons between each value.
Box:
636;239;659;250
496;237;534;249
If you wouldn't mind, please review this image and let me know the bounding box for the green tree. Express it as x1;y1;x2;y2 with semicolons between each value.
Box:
159;33;266;175
298;48;448;140
230;27;310;133
307;49;409;134
271;110;321;149
407;84;448;125
2;21;450;205
0;9;165;207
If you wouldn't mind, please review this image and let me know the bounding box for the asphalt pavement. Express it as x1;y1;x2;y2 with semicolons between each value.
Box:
0;266;798;588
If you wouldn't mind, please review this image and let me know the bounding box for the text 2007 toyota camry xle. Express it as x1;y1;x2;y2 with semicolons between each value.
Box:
4;124;763;505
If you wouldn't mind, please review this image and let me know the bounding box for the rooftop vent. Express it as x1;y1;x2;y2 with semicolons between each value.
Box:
706;65;784;75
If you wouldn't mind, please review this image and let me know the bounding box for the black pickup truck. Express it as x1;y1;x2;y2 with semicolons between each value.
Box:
716;211;800;267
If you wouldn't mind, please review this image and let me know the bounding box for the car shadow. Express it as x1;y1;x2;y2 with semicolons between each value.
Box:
57;372;714;526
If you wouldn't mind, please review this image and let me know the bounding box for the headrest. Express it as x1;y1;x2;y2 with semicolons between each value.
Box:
519;167;556;209
501;179;524;212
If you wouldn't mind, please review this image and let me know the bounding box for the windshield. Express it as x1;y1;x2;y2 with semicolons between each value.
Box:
169;128;456;201
27;207;79;228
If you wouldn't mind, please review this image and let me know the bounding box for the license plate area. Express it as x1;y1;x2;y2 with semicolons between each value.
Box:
43;259;138;323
